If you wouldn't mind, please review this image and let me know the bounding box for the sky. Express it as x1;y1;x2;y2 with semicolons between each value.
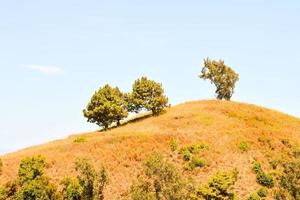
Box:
0;0;300;154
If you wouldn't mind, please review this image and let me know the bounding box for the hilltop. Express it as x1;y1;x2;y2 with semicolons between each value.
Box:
1;100;300;199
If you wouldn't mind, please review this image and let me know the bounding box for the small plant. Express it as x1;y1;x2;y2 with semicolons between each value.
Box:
247;193;261;200
239;140;251;152
0;159;2;175
73;136;87;143
169;138;178;152
257;187;268;198
186;157;205;171
252;161;274;188
182;149;192;161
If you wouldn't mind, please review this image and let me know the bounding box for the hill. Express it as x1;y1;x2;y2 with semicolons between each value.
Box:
1;100;300;199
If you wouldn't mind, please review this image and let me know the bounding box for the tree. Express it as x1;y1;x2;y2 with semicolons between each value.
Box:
83;84;128;130
199;58;239;100
129;77;169;115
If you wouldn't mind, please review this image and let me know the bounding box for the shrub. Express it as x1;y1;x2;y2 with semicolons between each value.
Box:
75;158;96;200
128;77;169;115
0;159;2;175
179;142;209;162
186;157;206;171
14;177;59;200
257;187;268;198
94;166;109;200
199;58;239;100
197;168;238;200
61;176;83;200
279;160;300;199
169;139;178;152
73;136;87;143
252;161;273;188
83;84;128;129
239;140;251;152
131;153;193;200
18;155;46;185
182;149;192;161
0;181;17;200
247;193;261;200
14;155;59;200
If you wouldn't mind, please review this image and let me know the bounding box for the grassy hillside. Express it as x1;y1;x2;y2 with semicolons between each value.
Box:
1;100;300;199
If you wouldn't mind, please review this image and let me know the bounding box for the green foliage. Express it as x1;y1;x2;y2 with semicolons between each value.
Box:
197;168;239;200
131;153;194;200
75;158;96;200
199;58;239;100
0;159;2;175
169;139;178;152
0;181;16;200
14;177;59;200
73;136;87;144
83;84;128;129
129;77;169;115
252;161;274;188
238;140;251;152
93;166;109;200
185;157;205;171
18;155;45;185
247;193;261;200
257;187;268;198
278;160;300;199
14;155;59;200
182;149;192;161
61;176;83;200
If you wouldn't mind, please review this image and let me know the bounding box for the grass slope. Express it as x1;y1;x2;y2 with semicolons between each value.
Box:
1;100;300;199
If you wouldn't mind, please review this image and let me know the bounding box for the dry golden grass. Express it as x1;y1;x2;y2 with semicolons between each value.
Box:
1;100;300;199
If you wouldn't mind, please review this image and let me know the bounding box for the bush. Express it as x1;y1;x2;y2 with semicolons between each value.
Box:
247;193;261;200
131;153;193;200
61;176;83;200
0;159;2;176
239;140;251;152
94;166;109;200
169;139;178;152
73;136;87;143
83;84;128;129
279;160;300;199
252;161;273;188
75;158;96;200
14;155;59;200
197;168;238;200
186;157;206;171
18;155;46;185
0;181;17;200
179;143;209;162
199;58;239;100
257;187;268;198
128;77;169;115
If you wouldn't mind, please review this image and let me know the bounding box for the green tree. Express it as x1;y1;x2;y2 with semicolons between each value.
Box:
75;158;96;200
199;58;239;100
83;84;128;130
129;77;169;115
61;176;83;200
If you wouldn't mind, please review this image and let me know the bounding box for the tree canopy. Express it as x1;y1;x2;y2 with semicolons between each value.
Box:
199;58;239;100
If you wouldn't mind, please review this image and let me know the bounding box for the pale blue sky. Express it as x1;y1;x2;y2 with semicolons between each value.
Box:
0;0;299;154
